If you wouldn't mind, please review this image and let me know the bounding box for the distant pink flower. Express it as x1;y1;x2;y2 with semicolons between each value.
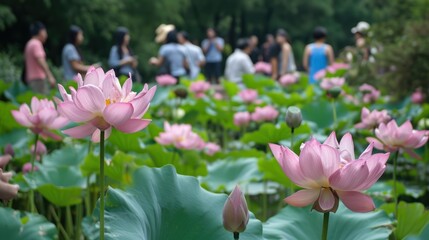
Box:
0;155;11;169
314;69;326;81
11;97;69;140
367;120;428;158
238;89;258;103
155;122;205;150
213;92;223;100
204;142;221;156
234;112;251;127
320;77;345;90
355;108;391;130
156;74;177;86
359;84;380;103
254;62;272;74
223;185;249;233
22;162;39;174
56;67;156;142
30;141;47;157
343;93;360;105
270;132;389;213
4;144;14;157
327;62;350;73
190;81;210;98
279;74;298;87
411;88;424;104
251;106;279;122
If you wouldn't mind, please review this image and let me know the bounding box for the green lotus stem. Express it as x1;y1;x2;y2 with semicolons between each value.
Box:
290;127;295;149
66;206;73;237
234;232;239;240
29;133;39;213
76;203;82;239
331;99;337;127
263;180;268;221
393;151;399;217
322;212;330;240
100;130;105;240
49;206;70;240
85;176;91;216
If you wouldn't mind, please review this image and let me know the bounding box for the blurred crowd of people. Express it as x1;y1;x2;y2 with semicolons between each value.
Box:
22;21;370;95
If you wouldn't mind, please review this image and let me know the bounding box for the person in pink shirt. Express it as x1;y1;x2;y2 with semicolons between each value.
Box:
24;22;56;95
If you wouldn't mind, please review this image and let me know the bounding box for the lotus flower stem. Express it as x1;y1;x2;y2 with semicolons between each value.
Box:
393;151;399;217
234;232;239;240
66;206;73;237
290;128;295;149
29;133;39;213
76;203;82;239
322;212;330;240
331;99;337;127
263;180;268;221
49;205;70;240
99;130;105;240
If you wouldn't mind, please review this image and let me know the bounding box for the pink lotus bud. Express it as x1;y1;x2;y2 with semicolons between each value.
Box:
204;142;221;156
411;88;424;104
4;144;14;157
238;89;258;103
22;162;39;174
31;141;47;156
254;62;272;74
190;81;210;98
156;74;177;86
223;185;249;233
234;112;251;127
251;106;279;122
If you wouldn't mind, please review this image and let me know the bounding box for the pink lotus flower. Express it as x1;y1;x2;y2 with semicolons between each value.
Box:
251;106;279;122
359;84;380;103
156;74;177;86
234;112;251;127
190;81;210;98
0;155;11;170
411;88;424;104
279;74;298;87
11;97;69;140
0;159;18;201
155;122;205;150
213;92;223;100
30;141;47;157
22;162;39;174
254;62;272;74
320;77;345;90
270;132;389;213
204;142;221;156
367;120;428;158
327;62;350;73
223;185;249;233
56;67;156;142
4;144;14;157
314;69;326;81
355;108;391;130
238;89;258;103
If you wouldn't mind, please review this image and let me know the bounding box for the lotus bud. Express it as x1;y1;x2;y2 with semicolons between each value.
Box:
30;141;47;156
285;106;302;129
327;87;342;99
223;185;249;236
22;162;39;174
4;144;14;157
174;88;188;99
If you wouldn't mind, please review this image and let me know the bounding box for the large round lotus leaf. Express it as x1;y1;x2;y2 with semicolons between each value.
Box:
263;204;392;240
84;165;263;240
0;207;57;240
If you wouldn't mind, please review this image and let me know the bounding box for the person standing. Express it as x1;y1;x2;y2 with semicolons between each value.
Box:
201;28;224;84
249;35;261;64
177;31;205;79
108;27;139;80
303;26;334;84
224;38;255;87
24;22;56;95
269;29;296;80
262;34;274;63
62;25;94;80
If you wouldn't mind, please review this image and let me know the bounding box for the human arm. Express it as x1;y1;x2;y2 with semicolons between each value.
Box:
36;57;55;86
108;46;134;68
201;40;209;54
243;56;255;74
215;38;224;52
280;44;290;75
197;48;206;67
271;57;278;80
303;46;310;71
327;45;335;65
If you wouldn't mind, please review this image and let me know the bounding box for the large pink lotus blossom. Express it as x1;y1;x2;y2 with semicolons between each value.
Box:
327;62;350;73
355;107;391;130
367;120;428;158
155;122;205;150
411;88;424;104
204;142;221;156
234;112;251;127
56;67;156;142
270;132;389;213
359;84;380;103
0;155;19;201
11;97;69;140
279;74;298;87
320;77;345;90
156;74;177;86
238;89;258;103
251;106;279;122
190;81;210;98
254;62;272;74
223;185;249;233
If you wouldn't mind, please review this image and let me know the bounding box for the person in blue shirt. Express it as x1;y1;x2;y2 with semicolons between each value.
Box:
201;28;224;84
108;27;139;80
303;27;334;84
61;25;94;80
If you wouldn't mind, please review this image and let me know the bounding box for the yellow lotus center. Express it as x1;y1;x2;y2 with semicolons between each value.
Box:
105;99;112;106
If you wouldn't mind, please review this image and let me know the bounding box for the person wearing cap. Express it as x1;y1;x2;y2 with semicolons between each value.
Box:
351;21;370;61
224;38;255;87
177;31;205;79
62;25;95;80
303;26;335;84
269;29;296;80
201;28;224;84
108;27;139;80
24;21;56;95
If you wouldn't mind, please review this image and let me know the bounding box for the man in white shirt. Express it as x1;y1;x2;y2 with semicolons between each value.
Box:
178;31;205;79
225;38;255;86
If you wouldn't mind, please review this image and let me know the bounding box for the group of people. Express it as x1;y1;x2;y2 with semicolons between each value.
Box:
22;21;369;95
